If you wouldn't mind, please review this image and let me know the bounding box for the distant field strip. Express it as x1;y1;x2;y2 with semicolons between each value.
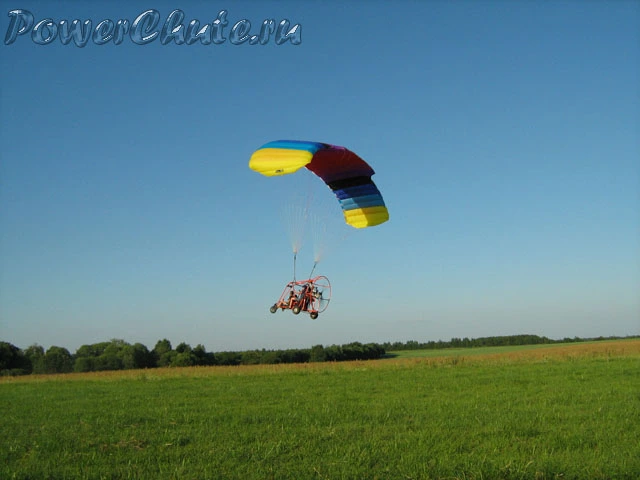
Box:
386;338;640;361
2;340;639;479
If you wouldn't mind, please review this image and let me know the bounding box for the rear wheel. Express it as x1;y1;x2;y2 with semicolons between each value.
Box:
310;312;318;320
292;306;301;314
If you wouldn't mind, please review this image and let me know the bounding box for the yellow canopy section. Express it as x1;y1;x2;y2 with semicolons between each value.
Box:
343;206;390;229
249;148;314;177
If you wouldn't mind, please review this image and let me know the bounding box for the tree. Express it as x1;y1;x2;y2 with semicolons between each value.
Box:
0;341;17;370
342;342;364;361
171;351;196;367
75;342;111;359
363;343;386;360
74;342;111;372
153;339;172;355
0;341;31;375
216;351;241;366
241;350;261;365
74;356;95;373
90;339;129;371
310;345;327;362
324;345;343;361
103;339;129;356
121;343;154;369
286;349;310;364
42;346;73;374
24;344;45;374
94;352;123;371
193;344;215;366
157;351;177;367
260;350;282;364
152;339;172;366
175;342;192;354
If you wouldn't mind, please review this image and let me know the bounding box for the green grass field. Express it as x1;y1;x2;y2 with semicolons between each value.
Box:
2;340;639;479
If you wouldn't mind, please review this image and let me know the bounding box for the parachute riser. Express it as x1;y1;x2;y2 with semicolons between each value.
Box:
293;252;297;282
308;261;318;279
293;254;319;283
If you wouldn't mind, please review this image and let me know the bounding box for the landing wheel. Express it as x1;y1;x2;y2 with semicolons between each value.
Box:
310;312;318;320
269;305;277;314
292;306;301;314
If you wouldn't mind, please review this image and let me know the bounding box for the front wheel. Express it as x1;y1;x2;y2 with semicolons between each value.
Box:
269;305;277;314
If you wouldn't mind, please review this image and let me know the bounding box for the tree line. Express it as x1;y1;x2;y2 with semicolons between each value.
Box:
0;339;386;376
380;334;635;352
1;334;636;377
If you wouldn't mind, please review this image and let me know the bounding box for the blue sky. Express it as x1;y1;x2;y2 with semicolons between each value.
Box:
1;0;638;353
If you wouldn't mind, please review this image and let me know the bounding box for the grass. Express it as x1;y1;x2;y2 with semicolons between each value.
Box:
1;340;639;479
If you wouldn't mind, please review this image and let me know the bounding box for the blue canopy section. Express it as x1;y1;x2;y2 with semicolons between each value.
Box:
259;140;325;154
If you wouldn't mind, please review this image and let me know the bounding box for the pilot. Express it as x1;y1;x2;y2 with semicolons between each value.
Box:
287;289;297;308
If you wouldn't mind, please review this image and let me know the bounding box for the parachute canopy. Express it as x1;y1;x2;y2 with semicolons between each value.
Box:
249;140;389;229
